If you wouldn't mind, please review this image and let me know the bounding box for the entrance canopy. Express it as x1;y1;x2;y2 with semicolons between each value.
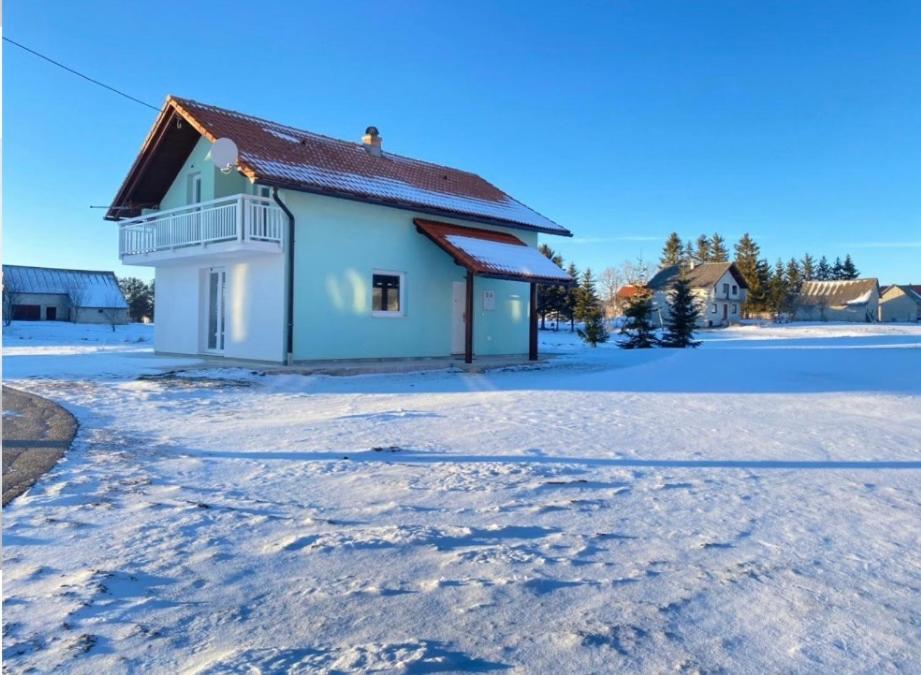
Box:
415;220;573;285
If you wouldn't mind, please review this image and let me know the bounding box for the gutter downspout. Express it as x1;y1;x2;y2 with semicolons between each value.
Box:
272;187;296;364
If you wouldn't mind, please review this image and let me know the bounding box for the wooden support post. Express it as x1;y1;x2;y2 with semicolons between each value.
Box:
529;282;538;361
465;271;474;364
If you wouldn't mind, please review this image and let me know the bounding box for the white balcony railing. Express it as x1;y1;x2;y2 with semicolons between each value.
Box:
119;194;285;258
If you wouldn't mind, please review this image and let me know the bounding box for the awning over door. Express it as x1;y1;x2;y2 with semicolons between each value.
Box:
415;219;573;285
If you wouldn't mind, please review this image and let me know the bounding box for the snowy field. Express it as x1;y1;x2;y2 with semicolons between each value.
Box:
3;321;921;673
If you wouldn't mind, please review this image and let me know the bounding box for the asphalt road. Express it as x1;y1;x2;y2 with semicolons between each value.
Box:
2;386;77;506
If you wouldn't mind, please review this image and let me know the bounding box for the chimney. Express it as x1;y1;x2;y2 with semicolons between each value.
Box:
362;126;382;156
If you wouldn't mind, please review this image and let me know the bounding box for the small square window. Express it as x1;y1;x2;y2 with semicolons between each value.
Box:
732;285;738;295
372;273;402;315
711;304;717;313
723;283;730;296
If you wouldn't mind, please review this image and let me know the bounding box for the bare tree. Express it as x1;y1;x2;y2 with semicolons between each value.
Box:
599;267;623;318
622;255;650;285
99;287;126;332
2;275;23;327
67;284;87;323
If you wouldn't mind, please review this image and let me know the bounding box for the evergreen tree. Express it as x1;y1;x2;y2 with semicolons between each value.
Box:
785;258;803;293
660;275;701;348
683;241;696;268
710;233;729;262
564;262;579;332
768;259;788;315
660;232;683;267
575;269;609;347
695;235;711;264
574;268;599;323
537;245;565;329
816;256;832;280
801;253;816;281
118;276;153;323
734;233;763;314
618;293;658;349
832;256;845;280
841;254;859;280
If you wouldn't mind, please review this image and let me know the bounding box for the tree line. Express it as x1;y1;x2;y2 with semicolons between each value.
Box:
660;232;860;316
119;277;155;323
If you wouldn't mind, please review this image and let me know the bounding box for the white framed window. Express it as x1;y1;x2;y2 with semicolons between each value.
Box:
732;284;738;295
732;304;738;314
711;303;717;313
372;271;405;317
188;173;202;204
723;283;730;296
254;184;272;199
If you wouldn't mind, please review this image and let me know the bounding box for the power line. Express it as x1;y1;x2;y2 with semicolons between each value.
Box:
3;36;160;111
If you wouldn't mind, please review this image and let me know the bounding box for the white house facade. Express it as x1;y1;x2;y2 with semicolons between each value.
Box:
646;262;749;328
107;97;573;364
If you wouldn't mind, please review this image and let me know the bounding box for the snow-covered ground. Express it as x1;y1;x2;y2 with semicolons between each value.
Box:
3;321;921;673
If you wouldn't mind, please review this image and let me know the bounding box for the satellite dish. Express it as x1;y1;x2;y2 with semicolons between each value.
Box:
209;138;239;174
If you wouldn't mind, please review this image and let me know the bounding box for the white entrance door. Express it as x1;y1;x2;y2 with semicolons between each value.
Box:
207;268;228;353
452;281;466;354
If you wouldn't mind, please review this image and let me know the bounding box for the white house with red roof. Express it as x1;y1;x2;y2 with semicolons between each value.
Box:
108;97;572;363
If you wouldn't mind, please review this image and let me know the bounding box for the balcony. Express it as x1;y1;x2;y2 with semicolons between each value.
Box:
119;194;285;266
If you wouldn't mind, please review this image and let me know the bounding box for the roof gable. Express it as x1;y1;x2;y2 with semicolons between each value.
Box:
647;262;748;291
108;97;571;237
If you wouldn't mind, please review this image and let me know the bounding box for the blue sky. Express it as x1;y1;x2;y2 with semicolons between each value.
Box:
5;1;920;283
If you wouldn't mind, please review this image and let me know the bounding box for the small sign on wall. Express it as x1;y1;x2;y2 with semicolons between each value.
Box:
483;289;496;311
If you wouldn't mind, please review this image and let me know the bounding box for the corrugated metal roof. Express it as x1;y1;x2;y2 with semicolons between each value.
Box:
2;265;128;308
108;96;571;237
415;220;573;284
796;278;879;307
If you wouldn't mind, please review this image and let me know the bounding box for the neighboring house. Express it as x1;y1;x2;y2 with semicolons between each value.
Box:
106;96;573;364
878;284;921;322
646;262;749;328
792;279;880;323
611;284;648;316
2;265;129;324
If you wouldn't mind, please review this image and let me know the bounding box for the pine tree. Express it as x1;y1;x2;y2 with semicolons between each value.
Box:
537;245;564;329
683;241;696;268
785;258;802;293
768;259;788;315
574;268;599;323
734;233;763;314
801;253;816;281
660;233;683;267
575;270;609;347
710;233;729;262
618;293;658;349
832;256;845;280
695;235;711;264
660;275;701;348
841;254;859;280
118;276;153;323
816;256;832;280
564;262;579;332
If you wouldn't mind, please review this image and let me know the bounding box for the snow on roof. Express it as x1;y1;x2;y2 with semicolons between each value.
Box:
444;235;573;282
2;265;128;308
797;278;879;307
647;262;748;291
108;96;571;237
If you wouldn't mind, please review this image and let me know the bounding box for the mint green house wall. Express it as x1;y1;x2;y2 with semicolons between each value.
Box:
158;137;249;210
280;189;537;361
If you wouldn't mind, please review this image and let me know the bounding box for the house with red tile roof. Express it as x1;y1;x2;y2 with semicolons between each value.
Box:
108;97;572;363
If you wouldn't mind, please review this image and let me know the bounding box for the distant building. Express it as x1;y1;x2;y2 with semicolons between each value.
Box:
609;284;648;316
878;284;921;322
792;278;879;323
646;262;749;328
2;265;129;324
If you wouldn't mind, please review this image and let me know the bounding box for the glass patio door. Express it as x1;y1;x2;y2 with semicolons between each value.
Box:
207;268;227;353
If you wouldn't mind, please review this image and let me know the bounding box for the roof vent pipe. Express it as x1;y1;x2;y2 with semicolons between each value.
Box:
362;126;382;156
